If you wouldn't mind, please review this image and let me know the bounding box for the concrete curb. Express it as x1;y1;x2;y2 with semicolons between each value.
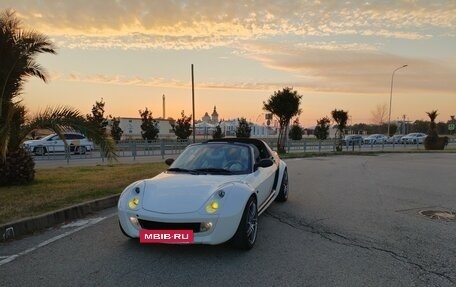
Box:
1;194;119;241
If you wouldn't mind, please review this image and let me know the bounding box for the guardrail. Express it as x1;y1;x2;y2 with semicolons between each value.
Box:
30;137;456;162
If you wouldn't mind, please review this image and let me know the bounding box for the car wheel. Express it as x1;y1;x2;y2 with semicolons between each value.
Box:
231;196;258;250
275;169;288;202
119;221;134;239
75;146;86;155
34;146;46;156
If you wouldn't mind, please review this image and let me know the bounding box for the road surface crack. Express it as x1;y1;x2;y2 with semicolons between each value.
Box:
265;211;455;285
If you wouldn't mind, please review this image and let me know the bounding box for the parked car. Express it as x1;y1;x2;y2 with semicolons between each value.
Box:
23;132;94;155
363;134;388;145
118;138;288;250
387;134;404;144
401;133;427;144
342;135;364;146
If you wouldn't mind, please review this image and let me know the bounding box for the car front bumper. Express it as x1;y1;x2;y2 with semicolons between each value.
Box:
118;207;242;245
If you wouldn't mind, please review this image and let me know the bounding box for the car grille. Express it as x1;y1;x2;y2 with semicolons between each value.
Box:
138;219;201;232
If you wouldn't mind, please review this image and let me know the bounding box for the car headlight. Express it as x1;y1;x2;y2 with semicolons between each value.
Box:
205;201;219;214
204;190;226;214
128;197;140;209
120;181;144;211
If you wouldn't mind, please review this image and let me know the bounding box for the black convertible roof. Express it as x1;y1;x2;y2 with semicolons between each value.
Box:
205;138;265;146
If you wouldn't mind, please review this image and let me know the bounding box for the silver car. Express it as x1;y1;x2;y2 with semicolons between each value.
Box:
401;133;427;144
387;134;404;144
23;133;94;155
363;134;388;145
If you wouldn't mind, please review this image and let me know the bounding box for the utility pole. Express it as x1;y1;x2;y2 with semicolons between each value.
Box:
192;64;196;143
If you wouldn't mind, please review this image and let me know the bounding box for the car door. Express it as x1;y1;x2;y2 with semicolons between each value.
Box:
46;135;65;152
248;146;277;209
255;162;277;209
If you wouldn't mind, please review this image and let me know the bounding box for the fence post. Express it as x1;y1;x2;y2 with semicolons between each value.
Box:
160;139;165;159
131;141;136;160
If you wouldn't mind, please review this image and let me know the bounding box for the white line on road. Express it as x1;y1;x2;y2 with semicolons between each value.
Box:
0;212;117;267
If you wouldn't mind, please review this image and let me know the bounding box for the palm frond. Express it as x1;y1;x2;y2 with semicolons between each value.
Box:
426;110;438;123
25;106;118;161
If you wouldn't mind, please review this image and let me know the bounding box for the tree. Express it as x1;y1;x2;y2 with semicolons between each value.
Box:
1;9;57;159
0;10;116;185
109;116;123;141
331;109;348;151
139;107;159;140
370;103;388;125
87;98;108;134
314;117;331;140
410;120;428;133
424;110;448;150
236;117;251;138
289;118;303;140
172;110;192;140
212;124;224;139
263;87;302;153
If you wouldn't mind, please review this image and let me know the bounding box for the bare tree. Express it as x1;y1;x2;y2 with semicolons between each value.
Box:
370;103;388;125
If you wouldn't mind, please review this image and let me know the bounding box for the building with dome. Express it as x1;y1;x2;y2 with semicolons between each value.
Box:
201;106;219;124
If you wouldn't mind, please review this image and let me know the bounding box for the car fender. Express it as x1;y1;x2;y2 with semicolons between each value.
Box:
219;182;256;219
209;182;257;242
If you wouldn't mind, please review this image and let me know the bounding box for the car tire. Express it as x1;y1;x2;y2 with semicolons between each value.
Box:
275;169;288;202
119;221;134;239
34;146;46;156
75;146;86;155
231;196;258;250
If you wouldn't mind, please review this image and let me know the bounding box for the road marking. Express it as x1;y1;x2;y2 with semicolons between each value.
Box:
0;212;117;267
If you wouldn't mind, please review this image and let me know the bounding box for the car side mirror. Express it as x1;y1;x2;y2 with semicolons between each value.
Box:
255;158;274;170
165;158;174;166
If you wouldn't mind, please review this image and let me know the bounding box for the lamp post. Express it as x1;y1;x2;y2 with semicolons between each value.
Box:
387;64;407;137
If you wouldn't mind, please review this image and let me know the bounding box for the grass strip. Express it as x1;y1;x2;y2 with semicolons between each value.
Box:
0;162;167;224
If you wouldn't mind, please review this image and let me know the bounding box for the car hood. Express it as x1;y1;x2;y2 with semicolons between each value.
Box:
140;172;247;214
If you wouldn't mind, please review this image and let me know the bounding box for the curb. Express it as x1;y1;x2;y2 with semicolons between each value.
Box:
1;194;120;241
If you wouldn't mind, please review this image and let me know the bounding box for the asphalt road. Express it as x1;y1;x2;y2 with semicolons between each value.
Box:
1;153;455;287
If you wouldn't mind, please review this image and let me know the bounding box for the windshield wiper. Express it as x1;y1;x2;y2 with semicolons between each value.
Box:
192;168;233;175
167;167;193;173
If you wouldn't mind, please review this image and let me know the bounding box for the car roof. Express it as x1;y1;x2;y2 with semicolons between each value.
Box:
206;138;267;149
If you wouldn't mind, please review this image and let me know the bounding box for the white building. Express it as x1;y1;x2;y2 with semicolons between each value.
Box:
220;119;276;138
115;117;174;140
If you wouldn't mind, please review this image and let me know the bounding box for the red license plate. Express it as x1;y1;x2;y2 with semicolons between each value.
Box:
140;230;194;244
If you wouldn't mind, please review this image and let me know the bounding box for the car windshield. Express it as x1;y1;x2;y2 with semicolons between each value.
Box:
168;143;252;175
36;134;56;141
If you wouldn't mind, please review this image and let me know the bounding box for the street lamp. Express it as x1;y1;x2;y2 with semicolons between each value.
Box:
387;64;408;137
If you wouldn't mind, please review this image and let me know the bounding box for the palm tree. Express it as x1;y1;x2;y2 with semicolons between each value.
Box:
426;110;438;137
331;109;348;152
424;110;448;150
1;10;116;185
1;9;57;157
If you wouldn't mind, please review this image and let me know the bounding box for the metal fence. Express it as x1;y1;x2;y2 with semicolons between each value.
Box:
30;137;456;162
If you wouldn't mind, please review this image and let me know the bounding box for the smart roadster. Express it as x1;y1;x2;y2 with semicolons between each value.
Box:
118;138;288;249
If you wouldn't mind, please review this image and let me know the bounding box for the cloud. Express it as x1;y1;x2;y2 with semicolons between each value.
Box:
65;72;278;91
234;41;456;94
2;0;454;50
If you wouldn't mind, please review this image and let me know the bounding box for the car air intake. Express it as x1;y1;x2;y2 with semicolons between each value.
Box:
138;219;201;233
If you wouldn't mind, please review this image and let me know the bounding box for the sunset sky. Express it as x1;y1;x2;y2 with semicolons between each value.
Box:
2;0;455;127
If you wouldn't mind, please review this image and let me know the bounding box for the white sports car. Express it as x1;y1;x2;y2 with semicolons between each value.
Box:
118;138;288;249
